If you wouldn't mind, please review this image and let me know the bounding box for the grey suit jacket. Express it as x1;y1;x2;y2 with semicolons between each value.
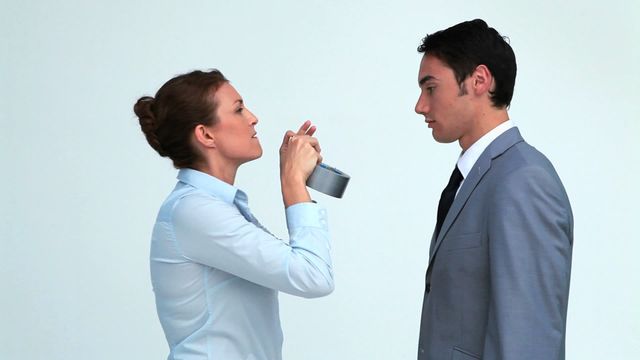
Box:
418;128;573;360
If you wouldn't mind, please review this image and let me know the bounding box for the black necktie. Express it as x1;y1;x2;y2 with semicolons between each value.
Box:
435;166;463;238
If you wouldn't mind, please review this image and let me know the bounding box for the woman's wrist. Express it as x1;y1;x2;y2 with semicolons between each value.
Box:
281;177;311;207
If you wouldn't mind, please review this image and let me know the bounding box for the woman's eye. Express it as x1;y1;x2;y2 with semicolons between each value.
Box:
236;107;244;113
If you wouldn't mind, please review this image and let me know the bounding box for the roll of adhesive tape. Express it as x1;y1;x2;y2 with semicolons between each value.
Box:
306;163;350;198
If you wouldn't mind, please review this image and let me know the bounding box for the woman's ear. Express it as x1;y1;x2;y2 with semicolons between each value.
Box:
193;124;216;149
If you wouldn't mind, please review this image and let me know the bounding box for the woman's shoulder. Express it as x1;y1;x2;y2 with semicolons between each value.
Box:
170;188;240;224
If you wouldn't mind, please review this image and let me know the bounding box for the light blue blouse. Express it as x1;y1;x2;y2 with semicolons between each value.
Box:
150;168;333;359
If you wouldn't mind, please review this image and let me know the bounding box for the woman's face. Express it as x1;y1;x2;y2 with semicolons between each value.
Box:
210;83;263;166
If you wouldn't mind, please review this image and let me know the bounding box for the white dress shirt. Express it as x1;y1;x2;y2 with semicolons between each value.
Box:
456;120;515;193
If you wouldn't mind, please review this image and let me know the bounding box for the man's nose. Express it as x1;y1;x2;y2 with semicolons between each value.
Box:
415;96;428;115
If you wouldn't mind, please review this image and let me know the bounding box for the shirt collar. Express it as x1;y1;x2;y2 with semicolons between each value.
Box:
457;120;515;179
177;168;241;205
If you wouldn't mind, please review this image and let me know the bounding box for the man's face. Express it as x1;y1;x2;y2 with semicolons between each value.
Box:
415;54;474;147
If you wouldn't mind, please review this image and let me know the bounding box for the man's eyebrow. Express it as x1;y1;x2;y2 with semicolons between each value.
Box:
419;75;438;86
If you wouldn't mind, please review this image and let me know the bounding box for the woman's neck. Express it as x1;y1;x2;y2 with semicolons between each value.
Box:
196;159;238;185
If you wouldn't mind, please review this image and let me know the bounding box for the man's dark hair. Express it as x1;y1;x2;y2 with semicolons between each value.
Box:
418;19;517;108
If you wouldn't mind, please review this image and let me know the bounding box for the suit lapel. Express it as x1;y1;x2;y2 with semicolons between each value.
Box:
427;127;525;267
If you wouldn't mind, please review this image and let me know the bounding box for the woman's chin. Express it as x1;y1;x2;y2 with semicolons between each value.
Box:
248;150;263;162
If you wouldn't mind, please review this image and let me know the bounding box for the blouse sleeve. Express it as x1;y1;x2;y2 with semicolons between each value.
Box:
170;193;334;298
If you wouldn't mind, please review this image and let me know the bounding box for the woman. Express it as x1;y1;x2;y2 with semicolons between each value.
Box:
134;69;333;360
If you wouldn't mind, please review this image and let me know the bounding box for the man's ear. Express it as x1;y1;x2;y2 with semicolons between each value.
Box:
193;124;216;148
471;64;494;95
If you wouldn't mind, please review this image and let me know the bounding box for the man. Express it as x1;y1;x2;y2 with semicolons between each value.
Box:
415;19;573;359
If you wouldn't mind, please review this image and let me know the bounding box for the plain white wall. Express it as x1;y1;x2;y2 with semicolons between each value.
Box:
2;0;638;359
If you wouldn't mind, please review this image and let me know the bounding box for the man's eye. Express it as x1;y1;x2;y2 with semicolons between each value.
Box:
427;87;435;94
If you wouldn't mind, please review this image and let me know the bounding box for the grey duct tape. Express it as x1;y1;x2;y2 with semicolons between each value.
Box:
306;163;350;198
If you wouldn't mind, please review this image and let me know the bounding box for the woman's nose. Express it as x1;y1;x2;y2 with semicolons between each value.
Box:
248;110;258;125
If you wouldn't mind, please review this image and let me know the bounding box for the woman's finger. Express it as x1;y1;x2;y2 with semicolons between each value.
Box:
305;125;317;137
281;130;296;147
304;136;322;153
296;120;312;135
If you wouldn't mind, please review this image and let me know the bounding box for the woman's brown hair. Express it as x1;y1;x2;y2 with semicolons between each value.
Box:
133;69;228;168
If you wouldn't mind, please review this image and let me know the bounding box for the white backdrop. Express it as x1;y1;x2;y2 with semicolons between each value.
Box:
2;1;639;359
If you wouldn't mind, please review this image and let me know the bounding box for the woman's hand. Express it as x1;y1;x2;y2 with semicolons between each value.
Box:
279;120;323;207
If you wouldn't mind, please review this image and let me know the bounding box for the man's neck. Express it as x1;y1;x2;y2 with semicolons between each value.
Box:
459;108;510;151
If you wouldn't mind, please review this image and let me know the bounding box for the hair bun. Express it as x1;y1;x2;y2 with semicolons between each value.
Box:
134;96;166;156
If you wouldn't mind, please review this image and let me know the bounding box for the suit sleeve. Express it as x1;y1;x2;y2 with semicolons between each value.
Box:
483;165;573;359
